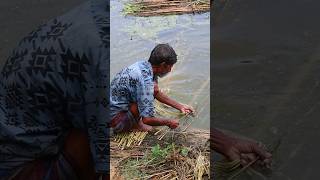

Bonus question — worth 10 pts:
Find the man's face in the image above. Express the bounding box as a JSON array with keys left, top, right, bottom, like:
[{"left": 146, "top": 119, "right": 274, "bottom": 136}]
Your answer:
[{"left": 158, "top": 62, "right": 173, "bottom": 78}]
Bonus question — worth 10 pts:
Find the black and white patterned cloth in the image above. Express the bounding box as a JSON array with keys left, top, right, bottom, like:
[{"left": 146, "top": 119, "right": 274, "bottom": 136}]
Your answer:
[{"left": 0, "top": 0, "right": 110, "bottom": 175}]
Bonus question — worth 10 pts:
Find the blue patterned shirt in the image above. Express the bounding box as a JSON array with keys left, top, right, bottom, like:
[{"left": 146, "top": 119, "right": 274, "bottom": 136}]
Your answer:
[
  {"left": 0, "top": 0, "right": 110, "bottom": 175},
  {"left": 110, "top": 61, "right": 155, "bottom": 120}
]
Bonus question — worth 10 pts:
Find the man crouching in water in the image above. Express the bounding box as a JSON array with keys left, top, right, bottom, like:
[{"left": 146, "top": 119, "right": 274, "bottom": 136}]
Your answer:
[{"left": 110, "top": 44, "right": 194, "bottom": 133}]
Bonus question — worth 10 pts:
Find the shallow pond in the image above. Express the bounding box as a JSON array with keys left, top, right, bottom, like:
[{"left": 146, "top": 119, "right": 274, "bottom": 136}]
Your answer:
[{"left": 110, "top": 0, "right": 210, "bottom": 129}]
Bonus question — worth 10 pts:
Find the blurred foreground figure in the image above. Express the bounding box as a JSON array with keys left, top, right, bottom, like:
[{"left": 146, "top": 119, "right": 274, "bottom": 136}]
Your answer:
[{"left": 0, "top": 0, "right": 110, "bottom": 179}]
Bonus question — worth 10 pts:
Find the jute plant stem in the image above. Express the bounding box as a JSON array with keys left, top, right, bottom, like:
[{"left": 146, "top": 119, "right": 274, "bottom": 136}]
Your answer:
[
  {"left": 227, "top": 157, "right": 259, "bottom": 180},
  {"left": 114, "top": 131, "right": 148, "bottom": 150},
  {"left": 214, "top": 140, "right": 280, "bottom": 178},
  {"left": 132, "top": 170, "right": 174, "bottom": 180}
]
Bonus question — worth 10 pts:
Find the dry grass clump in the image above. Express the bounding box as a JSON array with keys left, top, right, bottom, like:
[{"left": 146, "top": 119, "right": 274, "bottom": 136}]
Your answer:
[
  {"left": 115, "top": 142, "right": 210, "bottom": 180},
  {"left": 111, "top": 127, "right": 210, "bottom": 179},
  {"left": 194, "top": 152, "right": 210, "bottom": 180}
]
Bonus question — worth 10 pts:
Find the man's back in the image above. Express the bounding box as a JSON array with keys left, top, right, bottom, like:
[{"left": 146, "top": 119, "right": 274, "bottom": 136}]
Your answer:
[
  {"left": 0, "top": 0, "right": 110, "bottom": 175},
  {"left": 110, "top": 61, "right": 155, "bottom": 119}
]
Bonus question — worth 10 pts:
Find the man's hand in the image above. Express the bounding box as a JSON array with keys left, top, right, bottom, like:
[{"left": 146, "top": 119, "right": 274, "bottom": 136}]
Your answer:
[
  {"left": 224, "top": 137, "right": 272, "bottom": 168},
  {"left": 178, "top": 104, "right": 195, "bottom": 115},
  {"left": 211, "top": 128, "right": 272, "bottom": 168},
  {"left": 166, "top": 119, "right": 179, "bottom": 129}
]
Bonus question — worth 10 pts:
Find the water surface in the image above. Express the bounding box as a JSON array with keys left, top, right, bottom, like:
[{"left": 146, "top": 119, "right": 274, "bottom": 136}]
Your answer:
[
  {"left": 214, "top": 0, "right": 320, "bottom": 179},
  {"left": 111, "top": 0, "right": 210, "bottom": 129}
]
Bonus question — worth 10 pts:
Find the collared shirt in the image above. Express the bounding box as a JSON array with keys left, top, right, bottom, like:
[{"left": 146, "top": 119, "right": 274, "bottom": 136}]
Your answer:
[
  {"left": 110, "top": 61, "right": 155, "bottom": 119},
  {"left": 0, "top": 0, "right": 110, "bottom": 174}
]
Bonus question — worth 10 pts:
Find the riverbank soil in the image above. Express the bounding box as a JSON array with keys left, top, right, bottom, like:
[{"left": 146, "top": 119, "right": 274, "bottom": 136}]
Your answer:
[{"left": 111, "top": 128, "right": 210, "bottom": 179}]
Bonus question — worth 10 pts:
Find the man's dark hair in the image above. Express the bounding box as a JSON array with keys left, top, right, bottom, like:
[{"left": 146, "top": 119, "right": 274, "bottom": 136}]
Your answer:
[{"left": 148, "top": 44, "right": 177, "bottom": 65}]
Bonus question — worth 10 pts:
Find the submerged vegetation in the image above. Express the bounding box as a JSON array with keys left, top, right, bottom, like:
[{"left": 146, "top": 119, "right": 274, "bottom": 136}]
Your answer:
[
  {"left": 214, "top": 159, "right": 269, "bottom": 180},
  {"left": 123, "top": 0, "right": 210, "bottom": 16}
]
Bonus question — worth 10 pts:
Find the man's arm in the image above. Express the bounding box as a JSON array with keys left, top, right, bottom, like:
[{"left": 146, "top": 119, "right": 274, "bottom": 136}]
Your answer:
[
  {"left": 128, "top": 102, "right": 179, "bottom": 130},
  {"left": 154, "top": 83, "right": 194, "bottom": 114},
  {"left": 211, "top": 128, "right": 234, "bottom": 155},
  {"left": 142, "top": 116, "right": 179, "bottom": 129}
]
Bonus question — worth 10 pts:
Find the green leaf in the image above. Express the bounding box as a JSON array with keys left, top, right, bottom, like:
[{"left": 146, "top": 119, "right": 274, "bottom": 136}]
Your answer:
[{"left": 180, "top": 147, "right": 189, "bottom": 157}]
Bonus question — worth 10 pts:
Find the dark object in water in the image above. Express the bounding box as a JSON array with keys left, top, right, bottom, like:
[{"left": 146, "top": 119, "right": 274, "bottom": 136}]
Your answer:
[{"left": 240, "top": 60, "right": 253, "bottom": 64}]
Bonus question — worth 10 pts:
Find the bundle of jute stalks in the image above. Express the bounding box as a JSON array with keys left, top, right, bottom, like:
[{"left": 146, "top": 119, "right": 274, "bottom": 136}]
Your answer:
[
  {"left": 154, "top": 100, "right": 197, "bottom": 140},
  {"left": 123, "top": 0, "right": 210, "bottom": 16},
  {"left": 114, "top": 131, "right": 148, "bottom": 150}
]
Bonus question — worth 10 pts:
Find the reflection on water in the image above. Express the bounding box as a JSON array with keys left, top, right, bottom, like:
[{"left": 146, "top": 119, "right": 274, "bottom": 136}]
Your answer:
[{"left": 111, "top": 0, "right": 210, "bottom": 129}]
